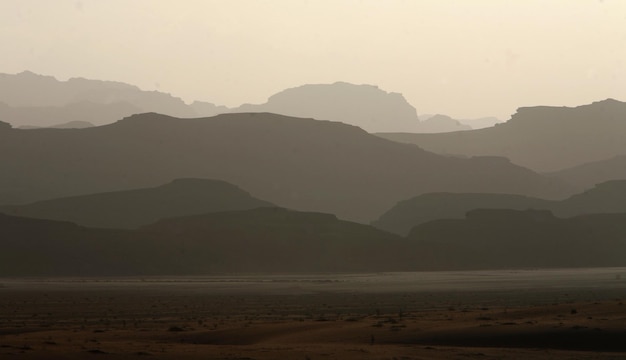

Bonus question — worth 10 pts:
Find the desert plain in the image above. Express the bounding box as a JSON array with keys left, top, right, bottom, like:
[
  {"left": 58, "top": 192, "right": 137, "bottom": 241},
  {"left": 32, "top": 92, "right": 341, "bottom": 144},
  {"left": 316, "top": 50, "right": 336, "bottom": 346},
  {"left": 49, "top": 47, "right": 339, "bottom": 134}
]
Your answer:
[{"left": 1, "top": 268, "right": 625, "bottom": 360}]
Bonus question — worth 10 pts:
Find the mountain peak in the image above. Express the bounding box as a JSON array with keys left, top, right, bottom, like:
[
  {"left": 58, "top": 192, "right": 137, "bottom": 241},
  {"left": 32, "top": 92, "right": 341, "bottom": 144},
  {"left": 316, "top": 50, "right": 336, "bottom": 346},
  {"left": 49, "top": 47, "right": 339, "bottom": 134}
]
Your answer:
[{"left": 233, "top": 82, "right": 419, "bottom": 133}]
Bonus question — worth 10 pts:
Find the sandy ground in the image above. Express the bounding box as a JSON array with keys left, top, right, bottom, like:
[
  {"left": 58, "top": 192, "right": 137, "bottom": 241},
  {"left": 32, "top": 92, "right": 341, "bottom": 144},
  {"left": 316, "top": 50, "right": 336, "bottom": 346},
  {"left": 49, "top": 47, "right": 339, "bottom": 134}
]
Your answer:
[{"left": 1, "top": 272, "right": 625, "bottom": 359}]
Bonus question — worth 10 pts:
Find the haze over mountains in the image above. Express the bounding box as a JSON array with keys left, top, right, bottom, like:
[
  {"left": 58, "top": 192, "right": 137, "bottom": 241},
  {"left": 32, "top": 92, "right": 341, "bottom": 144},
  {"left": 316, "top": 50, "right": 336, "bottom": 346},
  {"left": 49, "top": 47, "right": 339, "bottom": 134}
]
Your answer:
[
  {"left": 233, "top": 82, "right": 472, "bottom": 133},
  {"left": 548, "top": 155, "right": 626, "bottom": 190},
  {"left": 378, "top": 99, "right": 626, "bottom": 172},
  {"left": 0, "top": 112, "right": 572, "bottom": 223},
  {"left": 3, "top": 206, "right": 626, "bottom": 276},
  {"left": 0, "top": 178, "right": 273, "bottom": 229},
  {"left": 1, "top": 70, "right": 625, "bottom": 276},
  {"left": 0, "top": 72, "right": 484, "bottom": 133},
  {"left": 373, "top": 180, "right": 626, "bottom": 236}
]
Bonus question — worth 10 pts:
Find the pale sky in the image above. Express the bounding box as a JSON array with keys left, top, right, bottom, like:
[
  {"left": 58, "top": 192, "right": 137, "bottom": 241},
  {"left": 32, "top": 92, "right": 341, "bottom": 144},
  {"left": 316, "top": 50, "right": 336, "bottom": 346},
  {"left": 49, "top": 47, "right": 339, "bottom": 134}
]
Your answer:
[{"left": 1, "top": 0, "right": 624, "bottom": 119}]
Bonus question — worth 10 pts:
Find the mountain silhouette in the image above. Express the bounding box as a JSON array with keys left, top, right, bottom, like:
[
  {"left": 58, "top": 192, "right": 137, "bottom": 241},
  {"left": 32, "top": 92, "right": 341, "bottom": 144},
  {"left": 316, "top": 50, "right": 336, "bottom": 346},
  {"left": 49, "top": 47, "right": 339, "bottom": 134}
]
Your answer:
[
  {"left": 378, "top": 99, "right": 626, "bottom": 172},
  {"left": 419, "top": 114, "right": 502, "bottom": 129},
  {"left": 373, "top": 193, "right": 549, "bottom": 235},
  {"left": 0, "top": 208, "right": 406, "bottom": 275},
  {"left": 417, "top": 114, "right": 472, "bottom": 132},
  {"left": 0, "top": 71, "right": 200, "bottom": 127},
  {"left": 407, "top": 209, "right": 626, "bottom": 270},
  {"left": 2, "top": 207, "right": 626, "bottom": 276},
  {"left": 190, "top": 100, "right": 230, "bottom": 117},
  {"left": 0, "top": 100, "right": 139, "bottom": 128},
  {"left": 0, "top": 112, "right": 572, "bottom": 222},
  {"left": 140, "top": 207, "right": 408, "bottom": 274},
  {"left": 547, "top": 155, "right": 626, "bottom": 190},
  {"left": 0, "top": 178, "right": 273, "bottom": 229},
  {"left": 1, "top": 71, "right": 493, "bottom": 133},
  {"left": 0, "top": 212, "right": 136, "bottom": 276},
  {"left": 374, "top": 180, "right": 626, "bottom": 235},
  {"left": 232, "top": 82, "right": 488, "bottom": 133},
  {"left": 232, "top": 82, "right": 421, "bottom": 133}
]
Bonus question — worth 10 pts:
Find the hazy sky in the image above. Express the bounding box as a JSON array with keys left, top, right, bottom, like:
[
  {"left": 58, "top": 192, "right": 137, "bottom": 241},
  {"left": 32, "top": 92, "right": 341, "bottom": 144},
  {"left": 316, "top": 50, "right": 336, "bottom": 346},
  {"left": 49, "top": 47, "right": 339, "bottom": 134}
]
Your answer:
[{"left": 1, "top": 0, "right": 624, "bottom": 119}]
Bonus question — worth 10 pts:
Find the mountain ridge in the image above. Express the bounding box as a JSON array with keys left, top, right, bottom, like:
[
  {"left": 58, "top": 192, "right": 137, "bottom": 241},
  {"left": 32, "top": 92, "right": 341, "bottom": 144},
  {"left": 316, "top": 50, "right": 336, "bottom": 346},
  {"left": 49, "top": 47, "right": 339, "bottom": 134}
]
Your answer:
[
  {"left": 373, "top": 179, "right": 626, "bottom": 235},
  {"left": 0, "top": 112, "right": 572, "bottom": 222},
  {"left": 377, "top": 99, "right": 626, "bottom": 172},
  {"left": 0, "top": 178, "right": 274, "bottom": 229}
]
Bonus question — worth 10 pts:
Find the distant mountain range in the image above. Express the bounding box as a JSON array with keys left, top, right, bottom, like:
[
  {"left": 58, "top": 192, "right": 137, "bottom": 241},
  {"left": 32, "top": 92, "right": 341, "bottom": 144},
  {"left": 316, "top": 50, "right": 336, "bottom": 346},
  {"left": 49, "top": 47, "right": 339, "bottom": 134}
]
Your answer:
[
  {"left": 0, "top": 112, "right": 572, "bottom": 223},
  {"left": 2, "top": 207, "right": 625, "bottom": 276},
  {"left": 378, "top": 99, "right": 626, "bottom": 172},
  {"left": 373, "top": 180, "right": 626, "bottom": 235},
  {"left": 0, "top": 178, "right": 273, "bottom": 229},
  {"left": 0, "top": 72, "right": 488, "bottom": 133},
  {"left": 418, "top": 114, "right": 502, "bottom": 130},
  {"left": 18, "top": 120, "right": 95, "bottom": 129},
  {"left": 233, "top": 82, "right": 464, "bottom": 133}
]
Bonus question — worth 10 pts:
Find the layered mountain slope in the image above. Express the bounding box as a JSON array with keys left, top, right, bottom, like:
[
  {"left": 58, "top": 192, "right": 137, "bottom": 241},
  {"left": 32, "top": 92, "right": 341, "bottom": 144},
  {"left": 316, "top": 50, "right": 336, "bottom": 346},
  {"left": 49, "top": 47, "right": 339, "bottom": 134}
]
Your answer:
[
  {"left": 0, "top": 208, "right": 407, "bottom": 276},
  {"left": 548, "top": 155, "right": 626, "bottom": 190},
  {"left": 374, "top": 180, "right": 626, "bottom": 235},
  {"left": 141, "top": 207, "right": 408, "bottom": 274},
  {"left": 408, "top": 209, "right": 626, "bottom": 270},
  {"left": 373, "top": 193, "right": 549, "bottom": 235},
  {"left": 2, "top": 207, "right": 626, "bottom": 276},
  {"left": 0, "top": 178, "right": 273, "bottom": 229},
  {"left": 378, "top": 99, "right": 626, "bottom": 172},
  {"left": 0, "top": 112, "right": 571, "bottom": 222}
]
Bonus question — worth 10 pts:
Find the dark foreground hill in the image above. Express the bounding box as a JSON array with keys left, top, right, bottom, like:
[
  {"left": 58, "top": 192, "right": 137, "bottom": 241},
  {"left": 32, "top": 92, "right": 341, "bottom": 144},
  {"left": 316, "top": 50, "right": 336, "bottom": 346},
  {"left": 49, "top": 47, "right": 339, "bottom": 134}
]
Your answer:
[
  {"left": 408, "top": 209, "right": 626, "bottom": 270},
  {"left": 2, "top": 207, "right": 626, "bottom": 276},
  {"left": 0, "top": 178, "right": 273, "bottom": 229},
  {"left": 378, "top": 99, "right": 626, "bottom": 172},
  {"left": 0, "top": 208, "right": 407, "bottom": 276},
  {"left": 0, "top": 112, "right": 571, "bottom": 222},
  {"left": 373, "top": 180, "right": 626, "bottom": 235}
]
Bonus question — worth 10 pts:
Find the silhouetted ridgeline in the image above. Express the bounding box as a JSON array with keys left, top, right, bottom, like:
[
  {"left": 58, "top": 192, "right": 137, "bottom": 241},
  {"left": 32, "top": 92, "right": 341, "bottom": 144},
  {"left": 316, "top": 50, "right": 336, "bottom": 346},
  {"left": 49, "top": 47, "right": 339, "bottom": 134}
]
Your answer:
[
  {"left": 1, "top": 208, "right": 626, "bottom": 276},
  {"left": 235, "top": 82, "right": 420, "bottom": 133},
  {"left": 1, "top": 72, "right": 475, "bottom": 133},
  {"left": 407, "top": 209, "right": 626, "bottom": 270},
  {"left": 548, "top": 155, "right": 626, "bottom": 190},
  {"left": 415, "top": 114, "right": 471, "bottom": 133},
  {"left": 0, "top": 71, "right": 209, "bottom": 127},
  {"left": 373, "top": 193, "right": 549, "bottom": 236},
  {"left": 0, "top": 178, "right": 274, "bottom": 229},
  {"left": 234, "top": 82, "right": 478, "bottom": 133},
  {"left": 0, "top": 112, "right": 572, "bottom": 222},
  {"left": 0, "top": 208, "right": 408, "bottom": 275},
  {"left": 378, "top": 99, "right": 626, "bottom": 172},
  {"left": 373, "top": 180, "right": 626, "bottom": 235},
  {"left": 0, "top": 100, "right": 140, "bottom": 128}
]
